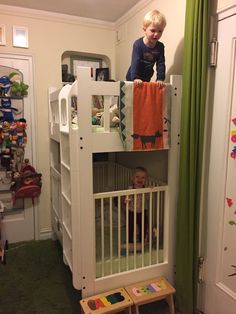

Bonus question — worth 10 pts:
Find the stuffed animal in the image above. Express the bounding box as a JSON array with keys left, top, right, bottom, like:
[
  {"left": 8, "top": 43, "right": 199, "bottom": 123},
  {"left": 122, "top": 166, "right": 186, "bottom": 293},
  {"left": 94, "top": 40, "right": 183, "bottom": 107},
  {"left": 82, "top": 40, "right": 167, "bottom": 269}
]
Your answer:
[
  {"left": 12, "top": 147, "right": 25, "bottom": 172},
  {"left": 100, "top": 104, "right": 120, "bottom": 127},
  {"left": 0, "top": 75, "right": 18, "bottom": 122},
  {"left": 11, "top": 119, "right": 27, "bottom": 147},
  {"left": 11, "top": 158, "right": 42, "bottom": 205},
  {"left": 0, "top": 76, "right": 11, "bottom": 97},
  {"left": 1, "top": 121, "right": 11, "bottom": 149},
  {"left": 0, "top": 148, "right": 12, "bottom": 171},
  {"left": 91, "top": 107, "right": 103, "bottom": 125},
  {"left": 8, "top": 72, "right": 29, "bottom": 97}
]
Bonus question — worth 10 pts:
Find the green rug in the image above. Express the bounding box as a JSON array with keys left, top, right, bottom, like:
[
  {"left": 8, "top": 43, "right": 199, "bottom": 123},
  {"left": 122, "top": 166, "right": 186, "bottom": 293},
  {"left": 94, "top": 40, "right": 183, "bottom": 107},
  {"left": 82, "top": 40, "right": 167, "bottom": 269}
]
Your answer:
[
  {"left": 0, "top": 240, "right": 81, "bottom": 314},
  {"left": 0, "top": 239, "right": 169, "bottom": 314}
]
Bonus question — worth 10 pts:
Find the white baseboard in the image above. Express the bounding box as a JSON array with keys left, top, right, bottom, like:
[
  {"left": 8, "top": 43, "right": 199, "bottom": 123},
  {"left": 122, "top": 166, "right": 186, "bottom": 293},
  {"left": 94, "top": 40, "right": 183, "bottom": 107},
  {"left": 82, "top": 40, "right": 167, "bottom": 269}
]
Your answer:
[{"left": 38, "top": 227, "right": 53, "bottom": 240}]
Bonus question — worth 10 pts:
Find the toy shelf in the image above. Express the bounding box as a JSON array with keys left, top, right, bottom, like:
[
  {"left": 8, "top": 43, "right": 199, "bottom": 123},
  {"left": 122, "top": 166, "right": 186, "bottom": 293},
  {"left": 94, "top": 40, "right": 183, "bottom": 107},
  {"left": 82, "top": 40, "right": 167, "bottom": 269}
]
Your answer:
[{"left": 0, "top": 96, "right": 23, "bottom": 100}]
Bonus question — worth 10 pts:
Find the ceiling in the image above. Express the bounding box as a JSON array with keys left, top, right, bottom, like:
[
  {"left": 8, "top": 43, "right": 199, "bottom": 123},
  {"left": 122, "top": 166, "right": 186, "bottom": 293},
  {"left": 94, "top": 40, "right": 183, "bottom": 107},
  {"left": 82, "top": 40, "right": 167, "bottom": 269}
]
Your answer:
[{"left": 0, "top": 0, "right": 142, "bottom": 22}]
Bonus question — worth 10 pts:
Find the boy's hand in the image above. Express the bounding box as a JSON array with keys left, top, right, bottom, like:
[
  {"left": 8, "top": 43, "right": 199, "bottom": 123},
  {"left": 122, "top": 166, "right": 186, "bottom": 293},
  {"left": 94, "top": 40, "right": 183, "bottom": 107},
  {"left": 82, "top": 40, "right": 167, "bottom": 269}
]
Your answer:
[
  {"left": 134, "top": 79, "right": 143, "bottom": 86},
  {"left": 156, "top": 80, "right": 165, "bottom": 87}
]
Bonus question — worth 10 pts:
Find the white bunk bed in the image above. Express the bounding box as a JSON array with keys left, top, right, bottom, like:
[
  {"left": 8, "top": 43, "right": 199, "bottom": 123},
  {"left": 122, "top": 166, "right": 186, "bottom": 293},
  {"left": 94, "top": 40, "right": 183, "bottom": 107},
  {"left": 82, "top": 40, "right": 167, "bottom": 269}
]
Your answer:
[{"left": 49, "top": 66, "right": 182, "bottom": 298}]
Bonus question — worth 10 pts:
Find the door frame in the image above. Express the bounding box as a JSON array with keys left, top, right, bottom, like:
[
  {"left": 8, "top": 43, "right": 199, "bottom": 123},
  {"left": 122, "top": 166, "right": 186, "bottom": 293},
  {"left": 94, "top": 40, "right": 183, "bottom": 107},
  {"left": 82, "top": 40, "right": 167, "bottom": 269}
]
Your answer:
[{"left": 0, "top": 52, "right": 39, "bottom": 241}]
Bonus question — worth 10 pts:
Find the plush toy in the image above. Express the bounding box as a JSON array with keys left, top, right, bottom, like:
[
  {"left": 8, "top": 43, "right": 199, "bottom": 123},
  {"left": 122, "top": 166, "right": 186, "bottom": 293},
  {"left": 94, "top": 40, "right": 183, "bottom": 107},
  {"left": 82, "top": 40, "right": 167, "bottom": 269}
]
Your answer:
[
  {"left": 1, "top": 121, "right": 11, "bottom": 149},
  {"left": 0, "top": 98, "right": 18, "bottom": 122},
  {"left": 12, "top": 119, "right": 27, "bottom": 147},
  {"left": 0, "top": 75, "right": 18, "bottom": 122},
  {"left": 0, "top": 76, "right": 11, "bottom": 97},
  {"left": 12, "top": 147, "right": 25, "bottom": 172},
  {"left": 8, "top": 72, "right": 29, "bottom": 97},
  {"left": 11, "top": 158, "right": 42, "bottom": 205},
  {"left": 0, "top": 148, "right": 12, "bottom": 171},
  {"left": 91, "top": 107, "right": 103, "bottom": 125},
  {"left": 100, "top": 104, "right": 120, "bottom": 127}
]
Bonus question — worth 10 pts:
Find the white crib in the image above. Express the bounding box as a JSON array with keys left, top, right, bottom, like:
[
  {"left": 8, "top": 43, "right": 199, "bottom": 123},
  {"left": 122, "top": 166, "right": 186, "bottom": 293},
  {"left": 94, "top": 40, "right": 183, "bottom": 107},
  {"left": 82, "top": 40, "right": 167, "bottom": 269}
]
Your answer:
[{"left": 49, "top": 66, "right": 182, "bottom": 298}]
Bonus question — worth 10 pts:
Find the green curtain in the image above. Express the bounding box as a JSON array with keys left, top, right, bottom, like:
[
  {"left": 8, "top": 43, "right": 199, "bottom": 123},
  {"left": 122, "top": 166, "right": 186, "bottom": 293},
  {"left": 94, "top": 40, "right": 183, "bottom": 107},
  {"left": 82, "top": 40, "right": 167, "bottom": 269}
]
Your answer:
[{"left": 175, "top": 0, "right": 209, "bottom": 313}]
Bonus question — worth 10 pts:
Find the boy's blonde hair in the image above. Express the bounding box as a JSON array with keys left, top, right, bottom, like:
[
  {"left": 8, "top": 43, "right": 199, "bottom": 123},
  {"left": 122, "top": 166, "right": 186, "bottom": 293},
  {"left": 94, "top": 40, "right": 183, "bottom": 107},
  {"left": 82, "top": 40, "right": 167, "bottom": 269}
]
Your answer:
[{"left": 143, "top": 10, "right": 167, "bottom": 28}]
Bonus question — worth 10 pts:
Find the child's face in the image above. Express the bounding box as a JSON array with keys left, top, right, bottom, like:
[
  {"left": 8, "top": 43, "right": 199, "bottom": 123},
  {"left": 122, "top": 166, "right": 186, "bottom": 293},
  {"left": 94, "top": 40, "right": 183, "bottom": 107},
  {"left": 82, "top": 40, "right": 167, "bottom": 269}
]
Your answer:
[
  {"left": 132, "top": 170, "right": 147, "bottom": 188},
  {"left": 143, "top": 22, "right": 165, "bottom": 46}
]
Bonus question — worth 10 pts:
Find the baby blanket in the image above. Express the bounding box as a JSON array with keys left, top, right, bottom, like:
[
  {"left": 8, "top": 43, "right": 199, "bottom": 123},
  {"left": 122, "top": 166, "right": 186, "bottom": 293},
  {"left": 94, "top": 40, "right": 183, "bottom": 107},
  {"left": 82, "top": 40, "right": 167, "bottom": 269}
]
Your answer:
[{"left": 119, "top": 81, "right": 171, "bottom": 151}]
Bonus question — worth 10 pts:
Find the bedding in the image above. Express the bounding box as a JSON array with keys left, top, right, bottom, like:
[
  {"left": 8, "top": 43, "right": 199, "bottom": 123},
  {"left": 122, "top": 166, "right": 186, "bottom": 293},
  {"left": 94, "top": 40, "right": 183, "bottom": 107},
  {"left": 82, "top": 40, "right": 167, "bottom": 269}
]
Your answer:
[{"left": 96, "top": 248, "right": 163, "bottom": 278}]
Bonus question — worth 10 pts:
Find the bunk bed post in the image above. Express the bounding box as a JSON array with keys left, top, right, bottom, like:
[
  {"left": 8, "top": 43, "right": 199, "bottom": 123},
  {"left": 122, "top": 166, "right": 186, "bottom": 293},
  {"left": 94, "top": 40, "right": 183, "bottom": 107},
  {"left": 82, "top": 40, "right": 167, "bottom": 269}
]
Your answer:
[
  {"left": 167, "top": 75, "right": 182, "bottom": 283},
  {"left": 76, "top": 67, "right": 96, "bottom": 297},
  {"left": 69, "top": 83, "right": 82, "bottom": 291}
]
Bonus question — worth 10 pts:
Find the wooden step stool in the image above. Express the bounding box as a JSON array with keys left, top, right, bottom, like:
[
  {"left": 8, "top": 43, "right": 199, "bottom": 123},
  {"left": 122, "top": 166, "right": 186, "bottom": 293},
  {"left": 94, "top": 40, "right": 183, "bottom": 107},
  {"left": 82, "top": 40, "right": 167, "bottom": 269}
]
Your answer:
[
  {"left": 80, "top": 287, "right": 133, "bottom": 314},
  {"left": 125, "top": 277, "right": 176, "bottom": 314}
]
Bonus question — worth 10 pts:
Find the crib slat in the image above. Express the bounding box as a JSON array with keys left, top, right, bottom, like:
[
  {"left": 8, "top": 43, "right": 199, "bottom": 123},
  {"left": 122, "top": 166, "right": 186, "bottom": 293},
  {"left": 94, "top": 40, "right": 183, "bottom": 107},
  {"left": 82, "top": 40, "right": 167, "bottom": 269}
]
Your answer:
[
  {"left": 149, "top": 191, "right": 153, "bottom": 266},
  {"left": 156, "top": 191, "right": 160, "bottom": 263},
  {"left": 109, "top": 197, "right": 113, "bottom": 275},
  {"left": 141, "top": 193, "right": 145, "bottom": 267},
  {"left": 163, "top": 190, "right": 169, "bottom": 263},
  {"left": 133, "top": 194, "right": 137, "bottom": 269},
  {"left": 125, "top": 200, "right": 129, "bottom": 271},
  {"left": 117, "top": 196, "right": 121, "bottom": 273},
  {"left": 101, "top": 198, "right": 105, "bottom": 277}
]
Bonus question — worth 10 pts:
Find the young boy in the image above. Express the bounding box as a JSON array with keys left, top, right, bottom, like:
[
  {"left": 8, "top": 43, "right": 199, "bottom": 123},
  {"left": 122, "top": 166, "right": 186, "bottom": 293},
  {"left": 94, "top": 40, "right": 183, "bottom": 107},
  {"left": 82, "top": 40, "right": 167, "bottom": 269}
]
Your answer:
[
  {"left": 126, "top": 10, "right": 167, "bottom": 87},
  {"left": 124, "top": 166, "right": 149, "bottom": 243}
]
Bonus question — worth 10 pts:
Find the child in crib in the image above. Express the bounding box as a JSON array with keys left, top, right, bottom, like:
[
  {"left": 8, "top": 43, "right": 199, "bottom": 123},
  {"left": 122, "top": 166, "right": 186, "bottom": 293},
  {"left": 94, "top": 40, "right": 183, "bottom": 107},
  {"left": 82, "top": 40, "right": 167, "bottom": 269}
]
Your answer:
[
  {"left": 126, "top": 9, "right": 166, "bottom": 87},
  {"left": 124, "top": 166, "right": 149, "bottom": 243}
]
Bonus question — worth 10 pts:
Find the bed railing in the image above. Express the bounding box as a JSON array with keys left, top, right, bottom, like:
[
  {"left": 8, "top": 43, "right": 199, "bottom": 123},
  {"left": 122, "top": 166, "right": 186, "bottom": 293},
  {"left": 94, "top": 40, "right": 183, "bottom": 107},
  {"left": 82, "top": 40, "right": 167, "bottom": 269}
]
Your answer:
[
  {"left": 93, "top": 162, "right": 132, "bottom": 193},
  {"left": 94, "top": 186, "right": 168, "bottom": 279}
]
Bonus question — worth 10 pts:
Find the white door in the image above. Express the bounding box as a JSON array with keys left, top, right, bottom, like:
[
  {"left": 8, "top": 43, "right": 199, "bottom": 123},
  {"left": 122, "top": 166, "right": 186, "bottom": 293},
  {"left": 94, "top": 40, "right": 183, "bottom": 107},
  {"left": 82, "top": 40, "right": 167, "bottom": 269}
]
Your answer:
[
  {"left": 0, "top": 53, "right": 36, "bottom": 243},
  {"left": 202, "top": 8, "right": 236, "bottom": 314}
]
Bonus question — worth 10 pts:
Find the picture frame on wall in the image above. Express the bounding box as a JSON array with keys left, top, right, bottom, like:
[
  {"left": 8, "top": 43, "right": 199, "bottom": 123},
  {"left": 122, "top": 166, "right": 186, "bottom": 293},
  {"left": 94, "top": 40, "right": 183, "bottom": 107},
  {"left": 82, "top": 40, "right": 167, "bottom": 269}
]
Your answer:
[
  {"left": 13, "top": 26, "right": 29, "bottom": 48},
  {"left": 0, "top": 25, "right": 6, "bottom": 46},
  {"left": 71, "top": 56, "right": 102, "bottom": 80},
  {"left": 96, "top": 68, "right": 109, "bottom": 81}
]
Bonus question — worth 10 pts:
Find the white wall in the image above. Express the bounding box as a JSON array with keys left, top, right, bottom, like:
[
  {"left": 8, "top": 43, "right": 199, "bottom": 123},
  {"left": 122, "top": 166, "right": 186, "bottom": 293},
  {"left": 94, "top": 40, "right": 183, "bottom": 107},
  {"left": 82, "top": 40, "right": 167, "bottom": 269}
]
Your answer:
[
  {"left": 0, "top": 7, "right": 116, "bottom": 238},
  {"left": 217, "top": 0, "right": 236, "bottom": 10},
  {"left": 115, "top": 0, "right": 186, "bottom": 81}
]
